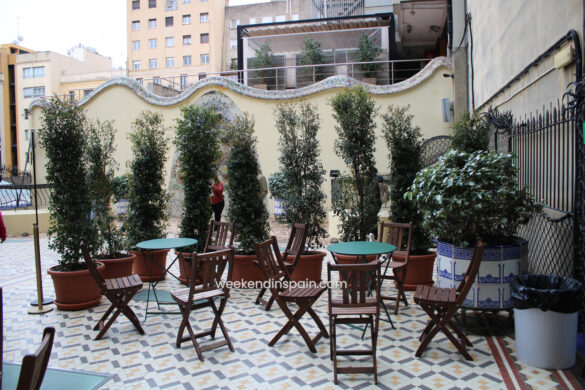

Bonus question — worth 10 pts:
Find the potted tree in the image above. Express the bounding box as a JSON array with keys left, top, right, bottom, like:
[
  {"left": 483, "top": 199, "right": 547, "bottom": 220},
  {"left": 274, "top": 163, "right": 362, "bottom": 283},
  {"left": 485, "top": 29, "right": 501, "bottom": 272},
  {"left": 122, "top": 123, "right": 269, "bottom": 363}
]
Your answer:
[
  {"left": 382, "top": 105, "right": 435, "bottom": 289},
  {"left": 225, "top": 113, "right": 270, "bottom": 282},
  {"left": 356, "top": 32, "right": 382, "bottom": 84},
  {"left": 300, "top": 38, "right": 325, "bottom": 82},
  {"left": 273, "top": 102, "right": 327, "bottom": 282},
  {"left": 86, "top": 119, "right": 135, "bottom": 279},
  {"left": 174, "top": 105, "right": 222, "bottom": 284},
  {"left": 252, "top": 41, "right": 274, "bottom": 89},
  {"left": 330, "top": 86, "right": 381, "bottom": 261},
  {"left": 126, "top": 111, "right": 170, "bottom": 282},
  {"left": 40, "top": 98, "right": 102, "bottom": 311},
  {"left": 406, "top": 112, "right": 542, "bottom": 309}
]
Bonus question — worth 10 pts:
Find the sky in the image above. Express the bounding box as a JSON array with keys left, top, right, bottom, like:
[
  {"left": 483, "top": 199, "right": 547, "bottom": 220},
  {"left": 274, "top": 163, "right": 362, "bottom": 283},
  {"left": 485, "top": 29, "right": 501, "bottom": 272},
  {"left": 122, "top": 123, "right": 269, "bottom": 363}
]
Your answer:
[{"left": 0, "top": 0, "right": 269, "bottom": 69}]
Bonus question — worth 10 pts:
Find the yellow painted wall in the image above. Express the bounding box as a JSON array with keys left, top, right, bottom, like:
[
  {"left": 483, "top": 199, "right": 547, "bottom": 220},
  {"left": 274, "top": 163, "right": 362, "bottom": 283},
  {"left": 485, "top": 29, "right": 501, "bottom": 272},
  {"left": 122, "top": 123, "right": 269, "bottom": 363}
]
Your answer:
[{"left": 29, "top": 58, "right": 453, "bottom": 234}]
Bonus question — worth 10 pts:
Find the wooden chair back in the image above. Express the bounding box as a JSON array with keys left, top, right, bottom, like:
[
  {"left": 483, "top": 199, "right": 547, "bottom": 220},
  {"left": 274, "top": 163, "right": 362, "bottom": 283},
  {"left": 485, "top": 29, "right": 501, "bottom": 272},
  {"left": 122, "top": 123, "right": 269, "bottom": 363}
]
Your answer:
[
  {"left": 80, "top": 240, "right": 107, "bottom": 294},
  {"left": 378, "top": 221, "right": 413, "bottom": 259},
  {"left": 16, "top": 326, "right": 56, "bottom": 390},
  {"left": 455, "top": 238, "right": 485, "bottom": 305},
  {"left": 204, "top": 221, "right": 235, "bottom": 252},
  {"left": 283, "top": 223, "right": 308, "bottom": 266},
  {"left": 255, "top": 237, "right": 290, "bottom": 288},
  {"left": 188, "top": 248, "right": 234, "bottom": 301},
  {"left": 328, "top": 262, "right": 381, "bottom": 308}
]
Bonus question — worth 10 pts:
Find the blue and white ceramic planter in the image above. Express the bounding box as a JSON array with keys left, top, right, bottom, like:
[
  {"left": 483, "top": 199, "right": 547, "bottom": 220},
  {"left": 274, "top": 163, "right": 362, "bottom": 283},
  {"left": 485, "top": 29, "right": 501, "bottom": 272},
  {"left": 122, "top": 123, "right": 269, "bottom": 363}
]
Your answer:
[{"left": 436, "top": 239, "right": 528, "bottom": 309}]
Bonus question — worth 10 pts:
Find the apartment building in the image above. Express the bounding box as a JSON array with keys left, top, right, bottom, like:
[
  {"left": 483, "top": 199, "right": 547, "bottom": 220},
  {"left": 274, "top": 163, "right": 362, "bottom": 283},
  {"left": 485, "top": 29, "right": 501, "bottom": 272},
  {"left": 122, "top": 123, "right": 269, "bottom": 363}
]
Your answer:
[{"left": 127, "top": 0, "right": 226, "bottom": 87}]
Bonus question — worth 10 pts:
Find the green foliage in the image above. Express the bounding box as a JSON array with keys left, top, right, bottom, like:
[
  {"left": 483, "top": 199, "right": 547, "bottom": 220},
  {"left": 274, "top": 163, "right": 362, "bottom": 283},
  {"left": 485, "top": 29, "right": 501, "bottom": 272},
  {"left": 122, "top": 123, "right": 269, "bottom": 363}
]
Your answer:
[
  {"left": 300, "top": 38, "right": 325, "bottom": 80},
  {"left": 111, "top": 174, "right": 129, "bottom": 203},
  {"left": 330, "top": 87, "right": 380, "bottom": 241},
  {"left": 174, "top": 105, "right": 221, "bottom": 252},
  {"left": 39, "top": 98, "right": 96, "bottom": 270},
  {"left": 450, "top": 111, "right": 490, "bottom": 153},
  {"left": 268, "top": 171, "right": 286, "bottom": 200},
  {"left": 126, "top": 111, "right": 169, "bottom": 247},
  {"left": 357, "top": 33, "right": 382, "bottom": 78},
  {"left": 382, "top": 105, "right": 431, "bottom": 254},
  {"left": 226, "top": 113, "right": 270, "bottom": 253},
  {"left": 252, "top": 41, "right": 274, "bottom": 85},
  {"left": 405, "top": 150, "right": 542, "bottom": 247},
  {"left": 86, "top": 119, "right": 125, "bottom": 257},
  {"left": 274, "top": 103, "right": 327, "bottom": 248}
]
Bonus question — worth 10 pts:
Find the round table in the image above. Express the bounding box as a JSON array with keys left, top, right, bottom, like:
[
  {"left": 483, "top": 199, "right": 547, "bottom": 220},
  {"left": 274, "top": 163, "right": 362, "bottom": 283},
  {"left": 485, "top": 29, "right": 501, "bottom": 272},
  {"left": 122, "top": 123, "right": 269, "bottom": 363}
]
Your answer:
[
  {"left": 136, "top": 237, "right": 197, "bottom": 251},
  {"left": 327, "top": 241, "right": 396, "bottom": 262}
]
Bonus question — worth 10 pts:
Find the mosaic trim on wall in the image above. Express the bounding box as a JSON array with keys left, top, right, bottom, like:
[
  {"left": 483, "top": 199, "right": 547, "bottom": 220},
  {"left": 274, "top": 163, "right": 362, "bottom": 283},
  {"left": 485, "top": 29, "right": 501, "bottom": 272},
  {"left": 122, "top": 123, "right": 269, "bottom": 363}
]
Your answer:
[{"left": 30, "top": 57, "right": 451, "bottom": 110}]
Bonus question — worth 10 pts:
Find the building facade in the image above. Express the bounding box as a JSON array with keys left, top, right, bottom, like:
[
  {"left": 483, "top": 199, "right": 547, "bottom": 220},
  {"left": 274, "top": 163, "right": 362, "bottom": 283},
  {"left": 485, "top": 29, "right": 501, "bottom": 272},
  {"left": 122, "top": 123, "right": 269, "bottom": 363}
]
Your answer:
[{"left": 127, "top": 0, "right": 226, "bottom": 88}]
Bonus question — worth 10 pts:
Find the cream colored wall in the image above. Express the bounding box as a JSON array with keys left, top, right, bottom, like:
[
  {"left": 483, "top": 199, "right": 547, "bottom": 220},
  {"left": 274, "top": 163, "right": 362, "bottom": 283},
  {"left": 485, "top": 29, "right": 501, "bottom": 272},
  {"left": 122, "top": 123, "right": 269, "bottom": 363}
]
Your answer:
[{"left": 29, "top": 61, "right": 452, "bottom": 234}]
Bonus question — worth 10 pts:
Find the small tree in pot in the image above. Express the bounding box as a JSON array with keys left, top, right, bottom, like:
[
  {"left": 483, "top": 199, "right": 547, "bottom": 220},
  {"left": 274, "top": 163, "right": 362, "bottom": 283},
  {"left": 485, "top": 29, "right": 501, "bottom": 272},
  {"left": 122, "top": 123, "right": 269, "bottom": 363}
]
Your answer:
[
  {"left": 357, "top": 32, "right": 382, "bottom": 81},
  {"left": 273, "top": 102, "right": 327, "bottom": 281},
  {"left": 300, "top": 38, "right": 325, "bottom": 82},
  {"left": 382, "top": 105, "right": 435, "bottom": 289},
  {"left": 330, "top": 86, "right": 381, "bottom": 245},
  {"left": 40, "top": 98, "right": 101, "bottom": 310},
  {"left": 126, "top": 111, "right": 170, "bottom": 282},
  {"left": 252, "top": 41, "right": 275, "bottom": 88},
  {"left": 226, "top": 113, "right": 270, "bottom": 281}
]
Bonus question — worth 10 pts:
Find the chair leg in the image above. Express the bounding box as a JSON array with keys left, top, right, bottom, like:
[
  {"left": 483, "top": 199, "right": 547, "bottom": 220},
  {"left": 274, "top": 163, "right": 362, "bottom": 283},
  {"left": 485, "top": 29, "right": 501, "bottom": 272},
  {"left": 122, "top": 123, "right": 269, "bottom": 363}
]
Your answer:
[
  {"left": 214, "top": 298, "right": 235, "bottom": 352},
  {"left": 270, "top": 299, "right": 318, "bottom": 353},
  {"left": 255, "top": 288, "right": 266, "bottom": 305},
  {"left": 331, "top": 316, "right": 338, "bottom": 384},
  {"left": 369, "top": 314, "right": 378, "bottom": 385}
]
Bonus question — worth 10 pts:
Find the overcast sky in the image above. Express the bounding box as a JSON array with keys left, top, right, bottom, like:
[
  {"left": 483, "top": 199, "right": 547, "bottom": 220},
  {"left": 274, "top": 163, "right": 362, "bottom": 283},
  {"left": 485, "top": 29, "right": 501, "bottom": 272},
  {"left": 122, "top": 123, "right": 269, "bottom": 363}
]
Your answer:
[{"left": 0, "top": 0, "right": 269, "bottom": 69}]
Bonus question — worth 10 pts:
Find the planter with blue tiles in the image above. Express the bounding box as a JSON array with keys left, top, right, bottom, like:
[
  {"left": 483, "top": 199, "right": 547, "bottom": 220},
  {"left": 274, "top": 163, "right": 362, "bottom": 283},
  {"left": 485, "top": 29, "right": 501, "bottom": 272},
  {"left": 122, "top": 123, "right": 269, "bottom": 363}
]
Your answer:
[{"left": 436, "top": 238, "right": 528, "bottom": 309}]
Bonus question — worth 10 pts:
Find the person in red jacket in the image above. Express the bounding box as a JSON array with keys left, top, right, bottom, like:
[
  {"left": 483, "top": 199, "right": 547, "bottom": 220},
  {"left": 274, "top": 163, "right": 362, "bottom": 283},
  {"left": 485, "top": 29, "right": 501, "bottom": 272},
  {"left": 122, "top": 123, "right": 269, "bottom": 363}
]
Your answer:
[
  {"left": 210, "top": 176, "right": 224, "bottom": 222},
  {"left": 0, "top": 211, "right": 6, "bottom": 243}
]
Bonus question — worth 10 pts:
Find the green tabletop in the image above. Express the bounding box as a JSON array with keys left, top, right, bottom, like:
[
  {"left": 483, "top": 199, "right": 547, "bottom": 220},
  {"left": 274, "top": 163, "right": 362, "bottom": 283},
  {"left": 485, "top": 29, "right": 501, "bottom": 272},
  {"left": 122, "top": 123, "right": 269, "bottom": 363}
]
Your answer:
[
  {"left": 327, "top": 241, "right": 396, "bottom": 256},
  {"left": 136, "top": 237, "right": 197, "bottom": 250}
]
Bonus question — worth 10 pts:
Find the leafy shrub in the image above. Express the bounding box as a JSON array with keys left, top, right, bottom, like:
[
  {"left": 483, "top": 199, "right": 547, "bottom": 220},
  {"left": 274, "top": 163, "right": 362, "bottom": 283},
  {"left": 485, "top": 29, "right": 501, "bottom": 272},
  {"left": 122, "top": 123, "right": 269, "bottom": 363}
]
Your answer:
[
  {"left": 450, "top": 111, "right": 490, "bottom": 153},
  {"left": 357, "top": 32, "right": 382, "bottom": 78}
]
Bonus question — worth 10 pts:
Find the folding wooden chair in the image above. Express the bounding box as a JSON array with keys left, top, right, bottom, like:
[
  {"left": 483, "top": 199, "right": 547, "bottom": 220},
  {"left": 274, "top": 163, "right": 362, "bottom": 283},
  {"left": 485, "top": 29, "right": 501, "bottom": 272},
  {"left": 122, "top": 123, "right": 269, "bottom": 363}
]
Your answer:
[
  {"left": 378, "top": 221, "right": 413, "bottom": 317},
  {"left": 328, "top": 261, "right": 381, "bottom": 384},
  {"left": 81, "top": 241, "right": 145, "bottom": 340},
  {"left": 254, "top": 237, "right": 328, "bottom": 353},
  {"left": 203, "top": 221, "right": 236, "bottom": 252},
  {"left": 16, "top": 326, "right": 55, "bottom": 390},
  {"left": 413, "top": 238, "right": 485, "bottom": 360},
  {"left": 255, "top": 223, "right": 307, "bottom": 310},
  {"left": 172, "top": 248, "right": 235, "bottom": 361}
]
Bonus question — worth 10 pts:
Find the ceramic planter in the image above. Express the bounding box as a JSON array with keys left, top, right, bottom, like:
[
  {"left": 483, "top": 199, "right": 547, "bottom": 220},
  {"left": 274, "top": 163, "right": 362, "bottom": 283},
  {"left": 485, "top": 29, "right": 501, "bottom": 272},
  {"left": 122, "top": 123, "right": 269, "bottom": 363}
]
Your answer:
[
  {"left": 436, "top": 238, "right": 528, "bottom": 309},
  {"left": 231, "top": 253, "right": 264, "bottom": 283},
  {"left": 48, "top": 263, "right": 104, "bottom": 311},
  {"left": 392, "top": 251, "right": 436, "bottom": 291},
  {"left": 95, "top": 253, "right": 136, "bottom": 279},
  {"left": 130, "top": 249, "right": 170, "bottom": 282},
  {"left": 289, "top": 252, "right": 326, "bottom": 283}
]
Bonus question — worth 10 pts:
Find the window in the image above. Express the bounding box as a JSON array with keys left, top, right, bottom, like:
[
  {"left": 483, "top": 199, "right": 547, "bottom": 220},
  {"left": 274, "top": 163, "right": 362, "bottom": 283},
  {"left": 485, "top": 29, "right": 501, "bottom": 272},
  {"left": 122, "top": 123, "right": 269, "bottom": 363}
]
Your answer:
[
  {"left": 183, "top": 55, "right": 192, "bottom": 65},
  {"left": 83, "top": 89, "right": 93, "bottom": 97},
  {"left": 68, "top": 90, "right": 75, "bottom": 102},
  {"left": 200, "top": 0, "right": 207, "bottom": 2},
  {"left": 200, "top": 33, "right": 209, "bottom": 44},
  {"left": 132, "top": 20, "right": 140, "bottom": 31},
  {"left": 166, "top": 37, "right": 174, "bottom": 47},
  {"left": 149, "top": 0, "right": 156, "bottom": 8},
  {"left": 153, "top": 76, "right": 161, "bottom": 85},
  {"left": 182, "top": 14, "right": 191, "bottom": 24},
  {"left": 166, "top": 16, "right": 173, "bottom": 27},
  {"left": 149, "top": 18, "right": 157, "bottom": 29},
  {"left": 261, "top": 16, "right": 272, "bottom": 23},
  {"left": 132, "top": 0, "right": 140, "bottom": 9},
  {"left": 23, "top": 86, "right": 45, "bottom": 98},
  {"left": 180, "top": 74, "right": 188, "bottom": 88},
  {"left": 166, "top": 57, "right": 174, "bottom": 67},
  {"left": 249, "top": 17, "right": 256, "bottom": 24},
  {"left": 183, "top": 0, "right": 191, "bottom": 3},
  {"left": 229, "top": 40, "right": 237, "bottom": 49},
  {"left": 291, "top": 14, "right": 299, "bottom": 21},
  {"left": 200, "top": 13, "right": 209, "bottom": 23},
  {"left": 137, "top": 78, "right": 143, "bottom": 85},
  {"left": 165, "top": 0, "right": 177, "bottom": 10},
  {"left": 229, "top": 19, "right": 239, "bottom": 29},
  {"left": 200, "top": 54, "right": 209, "bottom": 64},
  {"left": 133, "top": 60, "right": 141, "bottom": 70},
  {"left": 23, "top": 66, "right": 45, "bottom": 78},
  {"left": 149, "top": 59, "right": 157, "bottom": 69},
  {"left": 183, "top": 35, "right": 192, "bottom": 45},
  {"left": 275, "top": 15, "right": 286, "bottom": 22},
  {"left": 132, "top": 40, "right": 141, "bottom": 50},
  {"left": 148, "top": 38, "right": 157, "bottom": 48}
]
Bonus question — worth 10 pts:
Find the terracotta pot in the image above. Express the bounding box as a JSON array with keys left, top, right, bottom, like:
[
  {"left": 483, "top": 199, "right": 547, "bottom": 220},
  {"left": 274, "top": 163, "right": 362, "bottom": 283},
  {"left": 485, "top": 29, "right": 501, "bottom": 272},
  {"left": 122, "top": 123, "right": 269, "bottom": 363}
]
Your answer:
[
  {"left": 393, "top": 251, "right": 436, "bottom": 291},
  {"left": 289, "top": 252, "right": 326, "bottom": 283},
  {"left": 95, "top": 253, "right": 136, "bottom": 279},
  {"left": 176, "top": 251, "right": 206, "bottom": 286},
  {"left": 48, "top": 263, "right": 104, "bottom": 311},
  {"left": 130, "top": 249, "right": 170, "bottom": 282},
  {"left": 334, "top": 253, "right": 378, "bottom": 264},
  {"left": 231, "top": 253, "right": 264, "bottom": 283}
]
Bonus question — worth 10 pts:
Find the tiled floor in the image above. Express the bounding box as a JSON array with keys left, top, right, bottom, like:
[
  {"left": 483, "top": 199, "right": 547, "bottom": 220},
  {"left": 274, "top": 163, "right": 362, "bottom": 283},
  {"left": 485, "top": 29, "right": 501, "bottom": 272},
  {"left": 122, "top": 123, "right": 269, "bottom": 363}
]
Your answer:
[{"left": 1, "top": 221, "right": 583, "bottom": 389}]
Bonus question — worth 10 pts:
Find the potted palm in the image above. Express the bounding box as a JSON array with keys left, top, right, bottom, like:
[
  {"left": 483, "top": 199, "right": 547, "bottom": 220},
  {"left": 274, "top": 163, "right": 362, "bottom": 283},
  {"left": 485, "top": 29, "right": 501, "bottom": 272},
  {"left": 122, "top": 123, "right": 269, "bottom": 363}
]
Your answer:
[
  {"left": 356, "top": 32, "right": 381, "bottom": 84},
  {"left": 126, "top": 111, "right": 170, "bottom": 282},
  {"left": 174, "top": 105, "right": 222, "bottom": 284},
  {"left": 225, "top": 113, "right": 270, "bottom": 282},
  {"left": 40, "top": 98, "right": 102, "bottom": 310},
  {"left": 330, "top": 86, "right": 381, "bottom": 261},
  {"left": 406, "top": 112, "right": 542, "bottom": 309},
  {"left": 273, "top": 102, "right": 327, "bottom": 281},
  {"left": 382, "top": 105, "right": 435, "bottom": 289},
  {"left": 86, "top": 119, "right": 135, "bottom": 279}
]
